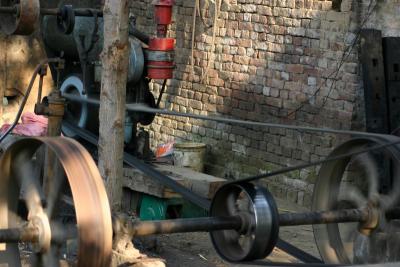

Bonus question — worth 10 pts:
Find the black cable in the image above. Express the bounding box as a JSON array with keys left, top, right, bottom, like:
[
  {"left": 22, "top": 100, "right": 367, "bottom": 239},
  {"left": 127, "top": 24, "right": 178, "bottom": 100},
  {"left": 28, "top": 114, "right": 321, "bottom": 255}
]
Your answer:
[
  {"left": 63, "top": 93, "right": 400, "bottom": 186},
  {"left": 0, "top": 58, "right": 61, "bottom": 143},
  {"left": 62, "top": 93, "right": 391, "bottom": 138},
  {"left": 286, "top": 2, "right": 377, "bottom": 119},
  {"left": 63, "top": 120, "right": 326, "bottom": 264},
  {"left": 156, "top": 79, "right": 167, "bottom": 108},
  {"left": 62, "top": 97, "right": 400, "bottom": 266},
  {"left": 234, "top": 137, "right": 400, "bottom": 184}
]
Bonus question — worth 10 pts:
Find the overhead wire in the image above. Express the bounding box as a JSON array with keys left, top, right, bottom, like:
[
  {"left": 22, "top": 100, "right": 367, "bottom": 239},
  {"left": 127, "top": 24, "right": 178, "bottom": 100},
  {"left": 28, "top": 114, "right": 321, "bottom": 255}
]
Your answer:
[
  {"left": 234, "top": 137, "right": 400, "bottom": 184},
  {"left": 286, "top": 1, "right": 377, "bottom": 119}
]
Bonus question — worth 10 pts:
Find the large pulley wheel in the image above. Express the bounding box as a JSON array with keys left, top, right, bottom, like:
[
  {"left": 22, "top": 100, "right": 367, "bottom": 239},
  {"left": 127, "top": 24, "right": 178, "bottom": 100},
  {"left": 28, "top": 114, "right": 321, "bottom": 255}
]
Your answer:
[
  {"left": 60, "top": 75, "right": 89, "bottom": 137},
  {"left": 312, "top": 136, "right": 400, "bottom": 264},
  {"left": 210, "top": 182, "right": 279, "bottom": 262},
  {"left": 0, "top": 137, "right": 112, "bottom": 266},
  {"left": 0, "top": 0, "right": 40, "bottom": 35}
]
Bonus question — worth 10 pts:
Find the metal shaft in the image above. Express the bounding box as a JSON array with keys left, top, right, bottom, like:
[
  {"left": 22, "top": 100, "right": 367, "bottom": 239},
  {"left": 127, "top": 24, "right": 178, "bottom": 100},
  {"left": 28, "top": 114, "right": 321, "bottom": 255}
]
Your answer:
[
  {"left": 132, "top": 216, "right": 243, "bottom": 236},
  {"left": 0, "top": 6, "right": 103, "bottom": 17},
  {"left": 0, "top": 208, "right": 392, "bottom": 242},
  {"left": 131, "top": 208, "right": 369, "bottom": 237},
  {"left": 278, "top": 208, "right": 369, "bottom": 226},
  {"left": 0, "top": 227, "right": 39, "bottom": 243}
]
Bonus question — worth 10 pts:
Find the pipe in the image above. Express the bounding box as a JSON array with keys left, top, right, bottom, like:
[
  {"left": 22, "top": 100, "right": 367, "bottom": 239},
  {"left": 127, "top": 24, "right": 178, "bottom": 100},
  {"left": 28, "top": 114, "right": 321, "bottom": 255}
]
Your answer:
[{"left": 129, "top": 27, "right": 150, "bottom": 45}]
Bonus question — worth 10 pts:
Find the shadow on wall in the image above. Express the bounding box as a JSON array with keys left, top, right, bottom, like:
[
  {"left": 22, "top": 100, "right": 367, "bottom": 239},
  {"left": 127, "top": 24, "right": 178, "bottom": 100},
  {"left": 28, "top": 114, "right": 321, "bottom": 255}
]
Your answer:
[{"left": 134, "top": 0, "right": 378, "bottom": 206}]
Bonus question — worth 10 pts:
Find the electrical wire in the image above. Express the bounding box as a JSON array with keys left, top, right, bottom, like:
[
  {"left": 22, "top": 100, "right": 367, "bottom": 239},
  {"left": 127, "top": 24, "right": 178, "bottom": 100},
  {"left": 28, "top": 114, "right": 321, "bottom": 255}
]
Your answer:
[
  {"left": 234, "top": 137, "right": 400, "bottom": 184},
  {"left": 286, "top": 1, "right": 378, "bottom": 119},
  {"left": 0, "top": 58, "right": 61, "bottom": 143},
  {"left": 156, "top": 79, "right": 167, "bottom": 108}
]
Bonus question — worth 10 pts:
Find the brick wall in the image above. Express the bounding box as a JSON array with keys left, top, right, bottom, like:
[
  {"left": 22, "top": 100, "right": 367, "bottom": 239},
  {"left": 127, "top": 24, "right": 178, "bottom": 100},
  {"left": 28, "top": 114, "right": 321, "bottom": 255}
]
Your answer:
[{"left": 132, "top": 0, "right": 400, "bottom": 207}]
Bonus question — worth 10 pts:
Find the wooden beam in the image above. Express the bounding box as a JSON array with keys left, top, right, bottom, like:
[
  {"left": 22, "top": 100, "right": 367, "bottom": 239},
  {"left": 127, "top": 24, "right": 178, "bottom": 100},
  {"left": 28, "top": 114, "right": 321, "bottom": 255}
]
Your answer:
[{"left": 98, "top": 0, "right": 130, "bottom": 211}]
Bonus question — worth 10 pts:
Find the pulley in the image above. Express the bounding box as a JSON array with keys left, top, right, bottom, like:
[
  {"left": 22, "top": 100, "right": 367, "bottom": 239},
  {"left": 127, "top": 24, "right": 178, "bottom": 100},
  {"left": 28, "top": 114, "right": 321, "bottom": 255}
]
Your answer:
[
  {"left": 209, "top": 183, "right": 279, "bottom": 262},
  {"left": 56, "top": 5, "right": 75, "bottom": 34},
  {"left": 313, "top": 136, "right": 400, "bottom": 264},
  {"left": 22, "top": 122, "right": 400, "bottom": 266},
  {"left": 60, "top": 75, "right": 89, "bottom": 138},
  {"left": 0, "top": 0, "right": 40, "bottom": 35},
  {"left": 0, "top": 137, "right": 112, "bottom": 266},
  {"left": 0, "top": 2, "right": 103, "bottom": 36},
  {"left": 146, "top": 38, "right": 175, "bottom": 79}
]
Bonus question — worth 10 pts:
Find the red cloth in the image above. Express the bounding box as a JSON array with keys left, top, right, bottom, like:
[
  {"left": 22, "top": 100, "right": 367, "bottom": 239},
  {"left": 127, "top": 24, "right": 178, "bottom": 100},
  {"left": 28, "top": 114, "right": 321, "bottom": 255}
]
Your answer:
[{"left": 0, "top": 112, "right": 48, "bottom": 137}]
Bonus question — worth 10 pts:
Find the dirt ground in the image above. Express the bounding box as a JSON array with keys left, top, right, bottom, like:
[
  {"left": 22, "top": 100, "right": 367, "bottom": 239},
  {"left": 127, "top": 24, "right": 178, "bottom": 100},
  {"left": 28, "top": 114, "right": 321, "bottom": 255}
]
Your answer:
[{"left": 138, "top": 198, "right": 321, "bottom": 267}]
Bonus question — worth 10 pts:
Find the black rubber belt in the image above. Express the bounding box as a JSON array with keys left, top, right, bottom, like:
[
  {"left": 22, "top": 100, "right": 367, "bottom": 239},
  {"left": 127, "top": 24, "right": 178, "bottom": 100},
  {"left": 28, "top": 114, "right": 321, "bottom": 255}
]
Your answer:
[
  {"left": 63, "top": 122, "right": 211, "bottom": 210},
  {"left": 63, "top": 122, "right": 325, "bottom": 264}
]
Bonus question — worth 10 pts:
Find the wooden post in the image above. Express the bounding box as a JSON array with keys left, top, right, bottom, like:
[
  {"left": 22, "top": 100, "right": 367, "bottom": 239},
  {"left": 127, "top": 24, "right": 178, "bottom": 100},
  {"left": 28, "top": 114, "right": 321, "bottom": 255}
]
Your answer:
[{"left": 99, "top": 0, "right": 130, "bottom": 211}]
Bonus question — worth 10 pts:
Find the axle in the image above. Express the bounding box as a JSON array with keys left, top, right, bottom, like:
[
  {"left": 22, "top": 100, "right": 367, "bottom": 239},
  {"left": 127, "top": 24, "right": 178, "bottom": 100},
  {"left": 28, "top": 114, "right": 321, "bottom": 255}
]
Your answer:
[
  {"left": 2, "top": 208, "right": 396, "bottom": 243},
  {"left": 0, "top": 6, "right": 103, "bottom": 17},
  {"left": 0, "top": 227, "right": 39, "bottom": 243},
  {"left": 132, "top": 216, "right": 243, "bottom": 236},
  {"left": 132, "top": 208, "right": 369, "bottom": 236}
]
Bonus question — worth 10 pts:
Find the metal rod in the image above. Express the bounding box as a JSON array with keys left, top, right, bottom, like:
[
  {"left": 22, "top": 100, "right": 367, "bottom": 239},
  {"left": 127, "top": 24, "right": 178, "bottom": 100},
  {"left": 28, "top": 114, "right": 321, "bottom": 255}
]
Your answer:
[
  {"left": 40, "top": 8, "right": 103, "bottom": 17},
  {"left": 0, "top": 227, "right": 39, "bottom": 243},
  {"left": 0, "top": 6, "right": 103, "bottom": 17},
  {"left": 0, "top": 6, "right": 16, "bottom": 13},
  {"left": 130, "top": 209, "right": 370, "bottom": 237},
  {"left": 129, "top": 27, "right": 150, "bottom": 45},
  {"left": 132, "top": 216, "right": 243, "bottom": 236},
  {"left": 278, "top": 208, "right": 369, "bottom": 226}
]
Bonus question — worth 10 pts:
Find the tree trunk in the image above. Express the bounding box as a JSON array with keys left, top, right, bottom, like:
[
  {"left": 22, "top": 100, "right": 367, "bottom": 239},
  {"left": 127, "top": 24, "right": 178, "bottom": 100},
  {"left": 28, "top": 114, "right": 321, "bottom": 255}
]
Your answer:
[{"left": 99, "top": 0, "right": 130, "bottom": 211}]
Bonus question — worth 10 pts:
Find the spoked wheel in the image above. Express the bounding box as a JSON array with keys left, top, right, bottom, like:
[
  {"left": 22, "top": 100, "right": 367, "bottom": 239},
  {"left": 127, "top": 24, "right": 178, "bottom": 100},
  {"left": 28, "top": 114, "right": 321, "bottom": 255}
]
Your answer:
[
  {"left": 210, "top": 183, "right": 279, "bottom": 262},
  {"left": 0, "top": 137, "right": 112, "bottom": 266},
  {"left": 312, "top": 136, "right": 400, "bottom": 264}
]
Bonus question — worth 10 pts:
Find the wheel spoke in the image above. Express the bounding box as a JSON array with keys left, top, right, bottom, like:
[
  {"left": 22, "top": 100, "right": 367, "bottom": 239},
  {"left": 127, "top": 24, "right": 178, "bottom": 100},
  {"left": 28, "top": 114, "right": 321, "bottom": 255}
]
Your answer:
[
  {"left": 240, "top": 235, "right": 254, "bottom": 255},
  {"left": 51, "top": 221, "right": 78, "bottom": 244},
  {"left": 226, "top": 191, "right": 239, "bottom": 216},
  {"left": 41, "top": 245, "right": 61, "bottom": 267},
  {"left": 379, "top": 193, "right": 399, "bottom": 210},
  {"left": 354, "top": 153, "right": 379, "bottom": 198},
  {"left": 45, "top": 162, "right": 66, "bottom": 219},
  {"left": 0, "top": 243, "right": 22, "bottom": 267},
  {"left": 338, "top": 185, "right": 367, "bottom": 208},
  {"left": 8, "top": 210, "right": 26, "bottom": 226},
  {"left": 380, "top": 165, "right": 400, "bottom": 210},
  {"left": 13, "top": 155, "right": 44, "bottom": 216}
]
